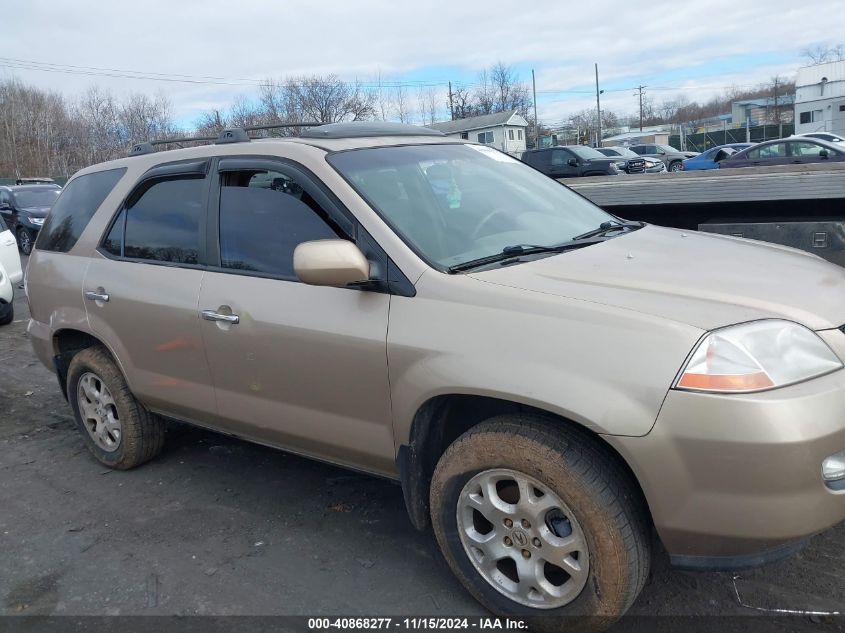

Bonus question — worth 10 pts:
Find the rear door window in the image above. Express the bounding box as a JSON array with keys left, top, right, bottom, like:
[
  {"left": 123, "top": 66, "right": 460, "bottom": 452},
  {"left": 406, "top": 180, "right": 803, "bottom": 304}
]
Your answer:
[
  {"left": 35, "top": 168, "right": 126, "bottom": 253},
  {"left": 121, "top": 178, "right": 205, "bottom": 264}
]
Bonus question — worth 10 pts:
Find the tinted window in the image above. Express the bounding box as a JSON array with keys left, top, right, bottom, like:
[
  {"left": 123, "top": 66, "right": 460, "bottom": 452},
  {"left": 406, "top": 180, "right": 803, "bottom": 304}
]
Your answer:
[
  {"left": 102, "top": 209, "right": 125, "bottom": 256},
  {"left": 551, "top": 150, "right": 569, "bottom": 166},
  {"left": 218, "top": 169, "right": 343, "bottom": 277},
  {"left": 123, "top": 178, "right": 204, "bottom": 264},
  {"left": 35, "top": 168, "right": 126, "bottom": 253},
  {"left": 0, "top": 215, "right": 7, "bottom": 231},
  {"left": 799, "top": 111, "right": 811, "bottom": 124},
  {"left": 630, "top": 146, "right": 646, "bottom": 155}
]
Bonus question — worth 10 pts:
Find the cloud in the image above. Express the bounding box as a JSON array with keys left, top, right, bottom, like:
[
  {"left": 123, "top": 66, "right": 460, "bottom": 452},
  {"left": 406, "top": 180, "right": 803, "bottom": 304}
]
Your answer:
[{"left": 1, "top": 0, "right": 841, "bottom": 125}]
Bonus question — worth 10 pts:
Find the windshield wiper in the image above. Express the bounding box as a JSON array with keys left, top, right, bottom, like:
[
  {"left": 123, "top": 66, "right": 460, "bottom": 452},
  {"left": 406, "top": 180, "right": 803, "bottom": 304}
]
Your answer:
[
  {"left": 573, "top": 220, "right": 643, "bottom": 241},
  {"left": 448, "top": 239, "right": 606, "bottom": 273}
]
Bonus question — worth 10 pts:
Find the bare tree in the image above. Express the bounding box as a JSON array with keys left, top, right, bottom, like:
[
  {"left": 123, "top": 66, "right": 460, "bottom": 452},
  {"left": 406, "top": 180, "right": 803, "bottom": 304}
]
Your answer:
[
  {"left": 286, "top": 74, "right": 375, "bottom": 124},
  {"left": 802, "top": 44, "right": 845, "bottom": 65},
  {"left": 416, "top": 87, "right": 439, "bottom": 125},
  {"left": 393, "top": 86, "right": 412, "bottom": 123}
]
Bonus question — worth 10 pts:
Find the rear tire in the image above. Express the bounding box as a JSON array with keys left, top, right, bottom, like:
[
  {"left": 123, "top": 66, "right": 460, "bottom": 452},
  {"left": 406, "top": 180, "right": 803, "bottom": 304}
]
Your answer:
[
  {"left": 430, "top": 415, "right": 650, "bottom": 632},
  {"left": 67, "top": 346, "right": 165, "bottom": 470},
  {"left": 0, "top": 302, "right": 12, "bottom": 325}
]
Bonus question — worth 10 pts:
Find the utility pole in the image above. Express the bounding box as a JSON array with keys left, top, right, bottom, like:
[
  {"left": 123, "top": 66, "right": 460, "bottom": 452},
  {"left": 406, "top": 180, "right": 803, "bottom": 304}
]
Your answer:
[
  {"left": 634, "top": 85, "right": 646, "bottom": 131},
  {"left": 532, "top": 69, "right": 539, "bottom": 149},
  {"left": 594, "top": 63, "right": 602, "bottom": 147},
  {"left": 448, "top": 81, "right": 455, "bottom": 120}
]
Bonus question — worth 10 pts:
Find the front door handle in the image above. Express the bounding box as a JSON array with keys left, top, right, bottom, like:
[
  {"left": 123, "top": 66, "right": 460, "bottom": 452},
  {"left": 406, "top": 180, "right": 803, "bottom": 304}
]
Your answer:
[
  {"left": 84, "top": 291, "right": 110, "bottom": 302},
  {"left": 201, "top": 310, "right": 239, "bottom": 324}
]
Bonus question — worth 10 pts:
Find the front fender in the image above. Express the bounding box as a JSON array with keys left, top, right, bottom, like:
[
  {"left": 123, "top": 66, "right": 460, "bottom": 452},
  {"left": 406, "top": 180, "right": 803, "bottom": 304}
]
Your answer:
[{"left": 388, "top": 272, "right": 703, "bottom": 447}]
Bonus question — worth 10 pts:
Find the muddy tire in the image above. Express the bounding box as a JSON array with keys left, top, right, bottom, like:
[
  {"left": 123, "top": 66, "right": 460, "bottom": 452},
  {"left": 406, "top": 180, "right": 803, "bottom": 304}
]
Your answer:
[
  {"left": 430, "top": 415, "right": 650, "bottom": 632},
  {"left": 67, "top": 346, "right": 165, "bottom": 470}
]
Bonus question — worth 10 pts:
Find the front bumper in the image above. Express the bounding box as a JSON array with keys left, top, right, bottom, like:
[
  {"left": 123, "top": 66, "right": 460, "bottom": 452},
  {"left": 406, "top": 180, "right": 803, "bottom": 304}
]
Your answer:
[{"left": 607, "top": 364, "right": 845, "bottom": 566}]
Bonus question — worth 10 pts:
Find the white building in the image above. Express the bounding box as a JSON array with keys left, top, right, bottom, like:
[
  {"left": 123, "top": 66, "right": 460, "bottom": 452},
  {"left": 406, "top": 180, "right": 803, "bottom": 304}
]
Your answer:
[
  {"left": 427, "top": 109, "right": 528, "bottom": 155},
  {"left": 794, "top": 60, "right": 845, "bottom": 136}
]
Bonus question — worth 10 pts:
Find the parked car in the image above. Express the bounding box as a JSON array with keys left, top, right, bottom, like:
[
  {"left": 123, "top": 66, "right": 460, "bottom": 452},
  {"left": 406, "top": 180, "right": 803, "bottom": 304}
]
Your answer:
[
  {"left": 793, "top": 132, "right": 845, "bottom": 145},
  {"left": 681, "top": 143, "right": 754, "bottom": 171},
  {"left": 0, "top": 214, "right": 23, "bottom": 325},
  {"left": 15, "top": 177, "right": 57, "bottom": 185},
  {"left": 721, "top": 137, "right": 845, "bottom": 168},
  {"left": 26, "top": 122, "right": 845, "bottom": 630},
  {"left": 596, "top": 146, "right": 666, "bottom": 173},
  {"left": 0, "top": 184, "right": 62, "bottom": 254},
  {"left": 629, "top": 143, "right": 698, "bottom": 172},
  {"left": 521, "top": 145, "right": 619, "bottom": 178}
]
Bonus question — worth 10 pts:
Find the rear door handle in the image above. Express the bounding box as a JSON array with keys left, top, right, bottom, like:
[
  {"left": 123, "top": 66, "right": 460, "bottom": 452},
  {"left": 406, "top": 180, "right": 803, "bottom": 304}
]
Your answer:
[
  {"left": 201, "top": 310, "right": 239, "bottom": 324},
  {"left": 84, "top": 291, "right": 109, "bottom": 302}
]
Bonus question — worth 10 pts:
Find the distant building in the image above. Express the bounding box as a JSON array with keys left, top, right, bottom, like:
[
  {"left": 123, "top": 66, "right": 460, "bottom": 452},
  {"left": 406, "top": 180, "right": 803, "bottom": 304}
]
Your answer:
[
  {"left": 427, "top": 109, "right": 528, "bottom": 155},
  {"left": 731, "top": 95, "right": 795, "bottom": 127},
  {"left": 794, "top": 60, "right": 845, "bottom": 136},
  {"left": 600, "top": 129, "right": 670, "bottom": 147}
]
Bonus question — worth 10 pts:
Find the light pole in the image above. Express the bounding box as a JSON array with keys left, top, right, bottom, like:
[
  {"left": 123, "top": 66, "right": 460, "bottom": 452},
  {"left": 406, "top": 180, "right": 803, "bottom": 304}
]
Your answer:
[{"left": 594, "top": 63, "right": 602, "bottom": 147}]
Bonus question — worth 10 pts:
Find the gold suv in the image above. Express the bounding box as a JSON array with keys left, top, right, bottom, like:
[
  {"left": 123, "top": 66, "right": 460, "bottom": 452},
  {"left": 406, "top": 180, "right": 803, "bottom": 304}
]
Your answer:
[{"left": 26, "top": 122, "right": 845, "bottom": 630}]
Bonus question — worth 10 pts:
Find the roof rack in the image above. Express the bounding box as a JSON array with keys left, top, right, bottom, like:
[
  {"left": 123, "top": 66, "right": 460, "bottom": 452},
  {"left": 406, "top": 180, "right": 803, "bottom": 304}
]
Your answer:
[
  {"left": 128, "top": 122, "right": 322, "bottom": 157},
  {"left": 127, "top": 121, "right": 443, "bottom": 157}
]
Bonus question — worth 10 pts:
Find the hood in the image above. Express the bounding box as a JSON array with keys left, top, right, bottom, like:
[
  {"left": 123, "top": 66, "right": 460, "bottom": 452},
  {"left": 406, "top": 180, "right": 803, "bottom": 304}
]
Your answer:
[
  {"left": 21, "top": 206, "right": 51, "bottom": 218},
  {"left": 469, "top": 225, "right": 845, "bottom": 331}
]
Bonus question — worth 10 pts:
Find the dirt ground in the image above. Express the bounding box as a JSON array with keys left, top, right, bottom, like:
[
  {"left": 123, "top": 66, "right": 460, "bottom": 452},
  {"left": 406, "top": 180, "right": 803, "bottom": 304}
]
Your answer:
[{"left": 1, "top": 255, "right": 843, "bottom": 631}]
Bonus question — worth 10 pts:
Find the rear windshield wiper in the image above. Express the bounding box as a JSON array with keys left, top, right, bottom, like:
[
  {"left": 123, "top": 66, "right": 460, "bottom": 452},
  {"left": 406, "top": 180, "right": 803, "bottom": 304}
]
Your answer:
[
  {"left": 573, "top": 220, "right": 643, "bottom": 241},
  {"left": 448, "top": 239, "right": 606, "bottom": 273}
]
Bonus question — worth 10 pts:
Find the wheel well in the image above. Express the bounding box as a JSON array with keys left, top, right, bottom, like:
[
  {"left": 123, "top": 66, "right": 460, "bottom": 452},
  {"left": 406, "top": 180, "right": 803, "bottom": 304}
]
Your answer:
[
  {"left": 53, "top": 329, "right": 105, "bottom": 398},
  {"left": 397, "top": 394, "right": 652, "bottom": 532}
]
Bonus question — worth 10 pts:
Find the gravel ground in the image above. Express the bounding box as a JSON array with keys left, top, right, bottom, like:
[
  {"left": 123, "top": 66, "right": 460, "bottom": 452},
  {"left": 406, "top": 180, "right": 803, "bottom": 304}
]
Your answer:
[{"left": 1, "top": 255, "right": 843, "bottom": 631}]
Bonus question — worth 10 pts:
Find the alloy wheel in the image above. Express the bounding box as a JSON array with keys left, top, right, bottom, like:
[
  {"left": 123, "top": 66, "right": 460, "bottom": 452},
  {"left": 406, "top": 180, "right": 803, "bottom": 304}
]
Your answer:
[
  {"left": 77, "top": 372, "right": 122, "bottom": 452},
  {"left": 456, "top": 468, "right": 589, "bottom": 609}
]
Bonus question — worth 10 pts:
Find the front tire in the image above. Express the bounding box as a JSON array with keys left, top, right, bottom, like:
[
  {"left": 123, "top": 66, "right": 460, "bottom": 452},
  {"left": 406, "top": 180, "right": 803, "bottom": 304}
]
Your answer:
[
  {"left": 430, "top": 415, "right": 650, "bottom": 632},
  {"left": 17, "top": 227, "right": 34, "bottom": 255},
  {"left": 67, "top": 346, "right": 165, "bottom": 469},
  {"left": 668, "top": 161, "right": 683, "bottom": 173}
]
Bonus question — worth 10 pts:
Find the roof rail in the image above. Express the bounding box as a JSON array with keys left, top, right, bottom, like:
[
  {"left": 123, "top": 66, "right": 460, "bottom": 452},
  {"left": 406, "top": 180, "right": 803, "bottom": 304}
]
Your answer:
[{"left": 127, "top": 122, "right": 323, "bottom": 156}]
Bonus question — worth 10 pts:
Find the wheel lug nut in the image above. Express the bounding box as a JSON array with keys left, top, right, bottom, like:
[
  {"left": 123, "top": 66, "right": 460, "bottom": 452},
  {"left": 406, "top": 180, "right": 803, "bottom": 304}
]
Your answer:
[
  {"left": 532, "top": 537, "right": 541, "bottom": 547},
  {"left": 504, "top": 518, "right": 513, "bottom": 528},
  {"left": 504, "top": 536, "right": 513, "bottom": 546},
  {"left": 521, "top": 519, "right": 531, "bottom": 529},
  {"left": 522, "top": 549, "right": 531, "bottom": 559}
]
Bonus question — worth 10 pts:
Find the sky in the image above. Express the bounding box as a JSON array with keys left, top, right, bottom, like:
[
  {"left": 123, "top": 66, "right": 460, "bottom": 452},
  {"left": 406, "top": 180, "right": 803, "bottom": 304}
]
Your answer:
[{"left": 2, "top": 0, "right": 844, "bottom": 130}]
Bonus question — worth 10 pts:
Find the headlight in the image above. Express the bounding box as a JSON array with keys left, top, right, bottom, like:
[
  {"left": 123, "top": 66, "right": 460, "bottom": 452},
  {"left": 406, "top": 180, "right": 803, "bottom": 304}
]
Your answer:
[
  {"left": 609, "top": 163, "right": 618, "bottom": 172},
  {"left": 29, "top": 217, "right": 45, "bottom": 226},
  {"left": 675, "top": 320, "right": 842, "bottom": 393},
  {"left": 615, "top": 161, "right": 626, "bottom": 169}
]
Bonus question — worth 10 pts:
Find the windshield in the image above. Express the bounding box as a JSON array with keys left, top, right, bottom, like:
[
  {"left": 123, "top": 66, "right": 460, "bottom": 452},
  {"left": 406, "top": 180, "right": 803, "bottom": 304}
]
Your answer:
[
  {"left": 596, "top": 148, "right": 620, "bottom": 157},
  {"left": 611, "top": 147, "right": 638, "bottom": 158},
  {"left": 657, "top": 145, "right": 680, "bottom": 153},
  {"left": 12, "top": 189, "right": 60, "bottom": 208},
  {"left": 567, "top": 146, "right": 607, "bottom": 160},
  {"left": 328, "top": 144, "right": 616, "bottom": 270}
]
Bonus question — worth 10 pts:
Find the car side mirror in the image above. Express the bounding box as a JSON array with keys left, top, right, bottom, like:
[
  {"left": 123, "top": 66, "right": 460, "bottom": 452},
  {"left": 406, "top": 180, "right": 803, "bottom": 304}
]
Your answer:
[
  {"left": 0, "top": 203, "right": 9, "bottom": 211},
  {"left": 293, "top": 239, "right": 370, "bottom": 288},
  {"left": 657, "top": 149, "right": 666, "bottom": 155},
  {"left": 567, "top": 158, "right": 578, "bottom": 167},
  {"left": 819, "top": 149, "right": 829, "bottom": 159}
]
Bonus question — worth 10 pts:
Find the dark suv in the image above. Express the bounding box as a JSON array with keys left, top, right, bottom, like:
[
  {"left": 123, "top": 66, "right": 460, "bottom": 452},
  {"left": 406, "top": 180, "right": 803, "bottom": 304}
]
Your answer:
[
  {"left": 522, "top": 146, "right": 619, "bottom": 178},
  {"left": 0, "top": 184, "right": 62, "bottom": 254}
]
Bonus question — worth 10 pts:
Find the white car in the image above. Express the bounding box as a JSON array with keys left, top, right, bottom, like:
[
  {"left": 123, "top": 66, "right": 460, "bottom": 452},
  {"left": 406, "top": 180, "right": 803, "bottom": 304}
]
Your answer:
[
  {"left": 0, "top": 215, "right": 23, "bottom": 325},
  {"left": 793, "top": 132, "right": 845, "bottom": 145}
]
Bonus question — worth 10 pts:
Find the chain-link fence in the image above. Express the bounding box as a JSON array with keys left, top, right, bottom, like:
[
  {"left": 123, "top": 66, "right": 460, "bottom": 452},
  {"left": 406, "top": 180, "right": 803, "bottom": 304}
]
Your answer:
[{"left": 669, "top": 124, "right": 795, "bottom": 152}]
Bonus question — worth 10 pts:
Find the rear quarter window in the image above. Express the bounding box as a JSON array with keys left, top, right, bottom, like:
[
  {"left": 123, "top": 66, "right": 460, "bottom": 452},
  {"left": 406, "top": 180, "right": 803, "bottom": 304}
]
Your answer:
[{"left": 35, "top": 168, "right": 126, "bottom": 253}]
